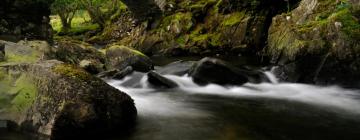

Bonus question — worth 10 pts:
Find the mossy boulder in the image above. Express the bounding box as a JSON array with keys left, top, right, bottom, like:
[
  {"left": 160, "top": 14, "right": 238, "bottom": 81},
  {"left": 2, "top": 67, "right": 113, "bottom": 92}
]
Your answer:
[
  {"left": 0, "top": 40, "right": 51, "bottom": 64},
  {"left": 266, "top": 0, "right": 360, "bottom": 87},
  {"left": 0, "top": 60, "right": 137, "bottom": 139},
  {"left": 102, "top": 45, "right": 154, "bottom": 72},
  {"left": 53, "top": 38, "right": 106, "bottom": 74}
]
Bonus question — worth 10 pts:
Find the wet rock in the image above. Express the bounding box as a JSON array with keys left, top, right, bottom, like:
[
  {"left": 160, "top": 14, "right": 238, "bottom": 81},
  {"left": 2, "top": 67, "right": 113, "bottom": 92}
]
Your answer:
[
  {"left": 147, "top": 71, "right": 178, "bottom": 88},
  {"left": 267, "top": 0, "right": 360, "bottom": 87},
  {"left": 156, "top": 60, "right": 195, "bottom": 76},
  {"left": 97, "top": 66, "right": 134, "bottom": 80},
  {"left": 189, "top": 57, "right": 248, "bottom": 85},
  {"left": 103, "top": 45, "right": 154, "bottom": 72},
  {"left": 0, "top": 60, "right": 137, "bottom": 139},
  {"left": 113, "top": 66, "right": 134, "bottom": 80}
]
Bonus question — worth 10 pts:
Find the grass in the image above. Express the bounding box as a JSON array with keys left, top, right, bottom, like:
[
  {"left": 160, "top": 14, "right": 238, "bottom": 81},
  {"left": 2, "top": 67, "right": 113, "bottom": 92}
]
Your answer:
[{"left": 50, "top": 10, "right": 100, "bottom": 35}]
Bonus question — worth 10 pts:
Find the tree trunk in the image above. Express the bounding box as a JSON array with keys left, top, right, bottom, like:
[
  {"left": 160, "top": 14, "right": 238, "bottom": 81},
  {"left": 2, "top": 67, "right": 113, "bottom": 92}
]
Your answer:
[{"left": 59, "top": 14, "right": 71, "bottom": 32}]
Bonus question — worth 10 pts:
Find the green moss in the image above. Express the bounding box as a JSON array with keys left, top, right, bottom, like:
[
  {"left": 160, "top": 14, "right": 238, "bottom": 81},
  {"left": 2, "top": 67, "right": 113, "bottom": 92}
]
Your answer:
[
  {"left": 53, "top": 64, "right": 92, "bottom": 82},
  {"left": 221, "top": 12, "right": 246, "bottom": 26},
  {"left": 297, "top": 3, "right": 359, "bottom": 39},
  {"left": 189, "top": 0, "right": 217, "bottom": 11},
  {"left": 105, "top": 45, "right": 147, "bottom": 57},
  {"left": 0, "top": 69, "right": 37, "bottom": 114},
  {"left": 161, "top": 12, "right": 194, "bottom": 32},
  {"left": 332, "top": 8, "right": 360, "bottom": 39},
  {"left": 9, "top": 75, "right": 37, "bottom": 113}
]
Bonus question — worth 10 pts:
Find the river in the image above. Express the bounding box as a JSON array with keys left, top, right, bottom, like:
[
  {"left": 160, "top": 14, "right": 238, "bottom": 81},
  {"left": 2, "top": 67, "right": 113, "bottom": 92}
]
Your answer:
[{"left": 1, "top": 63, "right": 360, "bottom": 140}]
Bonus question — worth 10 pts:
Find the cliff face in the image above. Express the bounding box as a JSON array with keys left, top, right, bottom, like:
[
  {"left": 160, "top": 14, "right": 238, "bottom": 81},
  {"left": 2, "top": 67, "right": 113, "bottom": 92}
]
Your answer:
[{"left": 0, "top": 0, "right": 54, "bottom": 41}]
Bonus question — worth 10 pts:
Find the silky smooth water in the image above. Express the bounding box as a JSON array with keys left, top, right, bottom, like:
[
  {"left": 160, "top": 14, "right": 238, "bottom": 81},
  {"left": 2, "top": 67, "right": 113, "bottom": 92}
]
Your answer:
[
  {"left": 2, "top": 72, "right": 360, "bottom": 140},
  {"left": 105, "top": 72, "right": 360, "bottom": 140}
]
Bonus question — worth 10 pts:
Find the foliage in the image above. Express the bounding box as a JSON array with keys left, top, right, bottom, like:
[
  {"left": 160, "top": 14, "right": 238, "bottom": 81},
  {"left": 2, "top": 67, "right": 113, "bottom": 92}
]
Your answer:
[
  {"left": 51, "top": 0, "right": 80, "bottom": 31},
  {"left": 79, "top": 0, "right": 124, "bottom": 28}
]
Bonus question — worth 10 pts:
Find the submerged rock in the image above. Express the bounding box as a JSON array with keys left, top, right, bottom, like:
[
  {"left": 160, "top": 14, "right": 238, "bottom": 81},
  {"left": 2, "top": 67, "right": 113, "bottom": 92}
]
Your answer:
[
  {"left": 267, "top": 0, "right": 360, "bottom": 87},
  {"left": 0, "top": 60, "right": 137, "bottom": 139},
  {"left": 102, "top": 45, "right": 154, "bottom": 72},
  {"left": 147, "top": 71, "right": 178, "bottom": 88}
]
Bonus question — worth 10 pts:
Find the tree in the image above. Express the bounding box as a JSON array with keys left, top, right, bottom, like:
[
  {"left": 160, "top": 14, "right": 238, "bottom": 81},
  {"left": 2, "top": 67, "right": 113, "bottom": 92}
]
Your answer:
[
  {"left": 79, "top": 0, "right": 121, "bottom": 28},
  {"left": 51, "top": 0, "right": 80, "bottom": 31}
]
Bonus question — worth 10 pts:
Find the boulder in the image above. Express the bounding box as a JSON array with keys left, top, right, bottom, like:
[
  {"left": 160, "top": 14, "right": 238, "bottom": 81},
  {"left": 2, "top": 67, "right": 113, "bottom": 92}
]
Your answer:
[
  {"left": 0, "top": 60, "right": 137, "bottom": 139},
  {"left": 97, "top": 66, "right": 134, "bottom": 80},
  {"left": 102, "top": 45, "right": 154, "bottom": 72},
  {"left": 53, "top": 38, "right": 106, "bottom": 74},
  {"left": 189, "top": 57, "right": 271, "bottom": 85},
  {"left": 156, "top": 60, "right": 195, "bottom": 76},
  {"left": 189, "top": 57, "right": 248, "bottom": 85},
  {"left": 147, "top": 71, "right": 178, "bottom": 88},
  {"left": 0, "top": 0, "right": 53, "bottom": 41},
  {"left": 0, "top": 40, "right": 51, "bottom": 64},
  {"left": 267, "top": 0, "right": 360, "bottom": 87}
]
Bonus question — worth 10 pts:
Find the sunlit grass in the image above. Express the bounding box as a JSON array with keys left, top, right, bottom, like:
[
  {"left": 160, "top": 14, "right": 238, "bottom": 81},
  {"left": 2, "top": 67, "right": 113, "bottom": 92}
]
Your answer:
[{"left": 50, "top": 10, "right": 100, "bottom": 35}]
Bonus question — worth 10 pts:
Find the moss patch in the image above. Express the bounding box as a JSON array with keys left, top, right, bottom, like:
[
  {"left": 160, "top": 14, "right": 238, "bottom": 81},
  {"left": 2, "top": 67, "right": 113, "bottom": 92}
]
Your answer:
[
  {"left": 53, "top": 64, "right": 93, "bottom": 82},
  {"left": 0, "top": 69, "right": 37, "bottom": 114},
  {"left": 221, "top": 12, "right": 246, "bottom": 26}
]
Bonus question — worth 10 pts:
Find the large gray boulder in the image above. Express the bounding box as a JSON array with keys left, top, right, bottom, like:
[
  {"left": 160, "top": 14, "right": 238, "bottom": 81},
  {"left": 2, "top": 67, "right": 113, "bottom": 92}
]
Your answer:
[{"left": 0, "top": 60, "right": 137, "bottom": 139}]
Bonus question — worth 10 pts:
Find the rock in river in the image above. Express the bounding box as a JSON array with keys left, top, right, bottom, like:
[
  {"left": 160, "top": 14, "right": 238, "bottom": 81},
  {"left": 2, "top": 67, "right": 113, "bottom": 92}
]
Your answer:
[
  {"left": 0, "top": 60, "right": 137, "bottom": 139},
  {"left": 189, "top": 57, "right": 270, "bottom": 85},
  {"left": 102, "top": 45, "right": 154, "bottom": 72},
  {"left": 148, "top": 71, "right": 178, "bottom": 89}
]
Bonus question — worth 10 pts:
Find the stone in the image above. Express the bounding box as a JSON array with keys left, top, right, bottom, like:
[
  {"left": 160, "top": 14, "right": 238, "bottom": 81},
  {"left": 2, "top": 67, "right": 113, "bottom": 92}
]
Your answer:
[
  {"left": 147, "top": 71, "right": 178, "bottom": 88},
  {"left": 103, "top": 45, "right": 154, "bottom": 72},
  {"left": 189, "top": 57, "right": 248, "bottom": 85},
  {"left": 53, "top": 38, "right": 106, "bottom": 74},
  {"left": 266, "top": 0, "right": 360, "bottom": 87},
  {"left": 0, "top": 60, "right": 137, "bottom": 139},
  {"left": 156, "top": 60, "right": 195, "bottom": 76}
]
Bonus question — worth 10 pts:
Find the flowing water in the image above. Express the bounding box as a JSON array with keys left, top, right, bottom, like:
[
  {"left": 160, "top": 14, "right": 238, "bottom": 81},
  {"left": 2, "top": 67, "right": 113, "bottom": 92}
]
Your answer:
[
  {"left": 1, "top": 68, "right": 360, "bottom": 140},
  {"left": 103, "top": 71, "right": 360, "bottom": 140}
]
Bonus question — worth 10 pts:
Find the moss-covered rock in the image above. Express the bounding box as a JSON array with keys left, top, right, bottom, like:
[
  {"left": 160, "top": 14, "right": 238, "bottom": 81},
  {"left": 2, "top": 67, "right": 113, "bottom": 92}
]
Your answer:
[
  {"left": 102, "top": 45, "right": 154, "bottom": 72},
  {"left": 0, "top": 40, "right": 51, "bottom": 64},
  {"left": 266, "top": 0, "right": 360, "bottom": 87},
  {"left": 53, "top": 38, "right": 106, "bottom": 74},
  {"left": 0, "top": 60, "right": 137, "bottom": 139}
]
